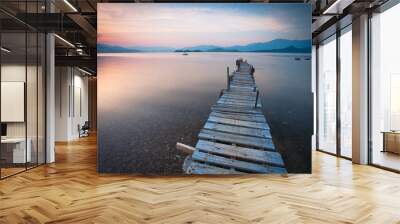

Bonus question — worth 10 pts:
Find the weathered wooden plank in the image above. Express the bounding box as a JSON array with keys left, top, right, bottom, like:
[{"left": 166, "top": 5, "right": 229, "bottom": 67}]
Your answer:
[
  {"left": 219, "top": 97, "right": 254, "bottom": 103},
  {"left": 217, "top": 101, "right": 261, "bottom": 109},
  {"left": 232, "top": 75, "right": 253, "bottom": 79},
  {"left": 220, "top": 96, "right": 256, "bottom": 103},
  {"left": 196, "top": 140, "right": 285, "bottom": 166},
  {"left": 230, "top": 83, "right": 254, "bottom": 87},
  {"left": 230, "top": 82, "right": 254, "bottom": 86},
  {"left": 232, "top": 77, "right": 253, "bottom": 81},
  {"left": 198, "top": 129, "right": 275, "bottom": 151},
  {"left": 217, "top": 100, "right": 260, "bottom": 108},
  {"left": 206, "top": 116, "right": 268, "bottom": 129},
  {"left": 218, "top": 98, "right": 261, "bottom": 107},
  {"left": 221, "top": 93, "right": 256, "bottom": 99},
  {"left": 191, "top": 151, "right": 286, "bottom": 173},
  {"left": 210, "top": 112, "right": 268, "bottom": 122},
  {"left": 216, "top": 104, "right": 261, "bottom": 112},
  {"left": 217, "top": 101, "right": 257, "bottom": 108},
  {"left": 224, "top": 87, "right": 256, "bottom": 92},
  {"left": 230, "top": 86, "right": 256, "bottom": 91},
  {"left": 223, "top": 90, "right": 256, "bottom": 96},
  {"left": 231, "top": 80, "right": 253, "bottom": 84},
  {"left": 186, "top": 160, "right": 244, "bottom": 174},
  {"left": 212, "top": 105, "right": 263, "bottom": 114},
  {"left": 214, "top": 104, "right": 260, "bottom": 112},
  {"left": 231, "top": 78, "right": 254, "bottom": 82},
  {"left": 204, "top": 122, "right": 271, "bottom": 138},
  {"left": 230, "top": 86, "right": 255, "bottom": 92},
  {"left": 232, "top": 76, "right": 253, "bottom": 80},
  {"left": 232, "top": 72, "right": 251, "bottom": 76},
  {"left": 233, "top": 72, "right": 252, "bottom": 75},
  {"left": 220, "top": 96, "right": 255, "bottom": 103}
]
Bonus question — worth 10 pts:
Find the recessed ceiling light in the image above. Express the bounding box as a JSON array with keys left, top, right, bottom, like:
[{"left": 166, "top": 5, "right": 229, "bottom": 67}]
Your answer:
[
  {"left": 63, "top": 0, "right": 78, "bottom": 12},
  {"left": 323, "top": 0, "right": 342, "bottom": 15},
  {"left": 78, "top": 67, "right": 93, "bottom": 76},
  {"left": 1, "top": 47, "right": 11, "bottom": 53},
  {"left": 54, "top": 34, "right": 75, "bottom": 48}
]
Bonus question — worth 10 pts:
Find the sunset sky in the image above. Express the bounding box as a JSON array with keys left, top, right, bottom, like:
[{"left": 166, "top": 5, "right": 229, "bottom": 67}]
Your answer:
[{"left": 98, "top": 3, "right": 311, "bottom": 48}]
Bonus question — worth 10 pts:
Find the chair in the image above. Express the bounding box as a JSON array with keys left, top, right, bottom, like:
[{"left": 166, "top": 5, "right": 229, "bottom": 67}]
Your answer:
[{"left": 79, "top": 121, "right": 90, "bottom": 138}]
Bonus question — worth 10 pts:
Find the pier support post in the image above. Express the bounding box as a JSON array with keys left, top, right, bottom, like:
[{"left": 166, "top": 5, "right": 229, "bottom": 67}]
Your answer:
[
  {"left": 255, "top": 90, "right": 259, "bottom": 108},
  {"left": 227, "top": 67, "right": 230, "bottom": 90}
]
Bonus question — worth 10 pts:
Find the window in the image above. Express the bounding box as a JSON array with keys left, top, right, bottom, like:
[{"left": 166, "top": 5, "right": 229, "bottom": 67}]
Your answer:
[
  {"left": 0, "top": 2, "right": 46, "bottom": 179},
  {"left": 339, "top": 28, "right": 352, "bottom": 158},
  {"left": 370, "top": 2, "right": 400, "bottom": 171},
  {"left": 317, "top": 35, "right": 337, "bottom": 154}
]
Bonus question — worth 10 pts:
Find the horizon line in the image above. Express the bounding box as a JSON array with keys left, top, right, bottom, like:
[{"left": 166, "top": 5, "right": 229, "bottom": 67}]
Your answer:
[{"left": 97, "top": 38, "right": 312, "bottom": 49}]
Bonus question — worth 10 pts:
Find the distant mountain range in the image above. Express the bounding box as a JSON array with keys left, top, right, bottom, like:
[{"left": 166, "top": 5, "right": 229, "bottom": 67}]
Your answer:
[
  {"left": 97, "top": 44, "right": 174, "bottom": 53},
  {"left": 98, "top": 39, "right": 311, "bottom": 53}
]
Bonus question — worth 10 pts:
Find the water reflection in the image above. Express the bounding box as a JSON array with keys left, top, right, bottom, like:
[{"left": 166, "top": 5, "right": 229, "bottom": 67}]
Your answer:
[{"left": 98, "top": 52, "right": 312, "bottom": 174}]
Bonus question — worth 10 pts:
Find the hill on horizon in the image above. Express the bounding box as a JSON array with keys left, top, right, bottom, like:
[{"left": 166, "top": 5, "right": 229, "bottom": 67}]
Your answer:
[{"left": 98, "top": 39, "right": 311, "bottom": 53}]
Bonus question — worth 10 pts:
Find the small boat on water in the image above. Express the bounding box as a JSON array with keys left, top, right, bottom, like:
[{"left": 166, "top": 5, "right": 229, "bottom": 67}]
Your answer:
[
  {"left": 294, "top": 57, "right": 301, "bottom": 61},
  {"left": 182, "top": 53, "right": 189, "bottom": 56}
]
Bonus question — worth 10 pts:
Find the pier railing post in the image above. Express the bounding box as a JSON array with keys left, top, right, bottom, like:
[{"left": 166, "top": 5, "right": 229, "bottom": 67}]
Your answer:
[
  {"left": 227, "top": 66, "right": 230, "bottom": 91},
  {"left": 255, "top": 90, "right": 259, "bottom": 108}
]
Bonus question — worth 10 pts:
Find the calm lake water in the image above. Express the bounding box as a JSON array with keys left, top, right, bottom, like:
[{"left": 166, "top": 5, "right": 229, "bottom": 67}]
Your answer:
[{"left": 98, "top": 52, "right": 312, "bottom": 174}]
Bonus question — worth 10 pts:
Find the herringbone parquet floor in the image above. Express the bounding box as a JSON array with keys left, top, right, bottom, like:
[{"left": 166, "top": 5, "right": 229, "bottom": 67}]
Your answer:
[{"left": 1, "top": 135, "right": 399, "bottom": 224}]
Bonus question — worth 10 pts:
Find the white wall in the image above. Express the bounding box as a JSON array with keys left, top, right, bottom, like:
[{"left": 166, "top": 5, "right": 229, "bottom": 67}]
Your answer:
[
  {"left": 1, "top": 63, "right": 46, "bottom": 164},
  {"left": 55, "top": 67, "right": 89, "bottom": 141},
  {"left": 1, "top": 65, "right": 38, "bottom": 138}
]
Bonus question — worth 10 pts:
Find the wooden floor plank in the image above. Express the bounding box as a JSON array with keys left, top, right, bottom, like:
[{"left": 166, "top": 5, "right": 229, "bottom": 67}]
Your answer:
[
  {"left": 196, "top": 140, "right": 284, "bottom": 166},
  {"left": 221, "top": 94, "right": 256, "bottom": 101},
  {"left": 216, "top": 101, "right": 261, "bottom": 109},
  {"left": 230, "top": 83, "right": 255, "bottom": 88},
  {"left": 230, "top": 87, "right": 255, "bottom": 92},
  {"left": 191, "top": 151, "right": 286, "bottom": 174},
  {"left": 219, "top": 96, "right": 256, "bottom": 103},
  {"left": 1, "top": 135, "right": 400, "bottom": 223},
  {"left": 204, "top": 122, "right": 271, "bottom": 138},
  {"left": 209, "top": 112, "right": 268, "bottom": 124},
  {"left": 218, "top": 98, "right": 261, "bottom": 106},
  {"left": 222, "top": 90, "right": 256, "bottom": 96},
  {"left": 212, "top": 105, "right": 263, "bottom": 115},
  {"left": 231, "top": 79, "right": 254, "bottom": 83},
  {"left": 185, "top": 160, "right": 245, "bottom": 174},
  {"left": 198, "top": 129, "right": 275, "bottom": 151}
]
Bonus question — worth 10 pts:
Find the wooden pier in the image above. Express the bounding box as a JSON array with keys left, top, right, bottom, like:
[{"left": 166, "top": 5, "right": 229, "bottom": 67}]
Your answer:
[{"left": 179, "top": 59, "right": 287, "bottom": 174}]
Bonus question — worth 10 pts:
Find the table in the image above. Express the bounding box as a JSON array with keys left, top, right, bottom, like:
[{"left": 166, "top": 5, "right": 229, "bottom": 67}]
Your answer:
[
  {"left": 1, "top": 138, "right": 31, "bottom": 163},
  {"left": 382, "top": 131, "right": 400, "bottom": 154}
]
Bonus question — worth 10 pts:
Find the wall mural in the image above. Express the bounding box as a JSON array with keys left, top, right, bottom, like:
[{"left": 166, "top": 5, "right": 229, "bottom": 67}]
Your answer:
[{"left": 97, "top": 3, "right": 312, "bottom": 174}]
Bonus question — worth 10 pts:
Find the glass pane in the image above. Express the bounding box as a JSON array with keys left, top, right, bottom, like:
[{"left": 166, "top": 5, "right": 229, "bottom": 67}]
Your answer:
[
  {"left": 340, "top": 29, "right": 352, "bottom": 158},
  {"left": 312, "top": 46, "right": 317, "bottom": 150},
  {"left": 318, "top": 36, "right": 337, "bottom": 154},
  {"left": 1, "top": 31, "right": 27, "bottom": 177},
  {"left": 371, "top": 3, "right": 400, "bottom": 171},
  {"left": 38, "top": 33, "right": 46, "bottom": 165},
  {"left": 27, "top": 31, "right": 38, "bottom": 169}
]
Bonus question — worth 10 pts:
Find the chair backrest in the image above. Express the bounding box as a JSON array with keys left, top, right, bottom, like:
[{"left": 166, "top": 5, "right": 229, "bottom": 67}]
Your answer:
[{"left": 82, "top": 121, "right": 90, "bottom": 129}]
